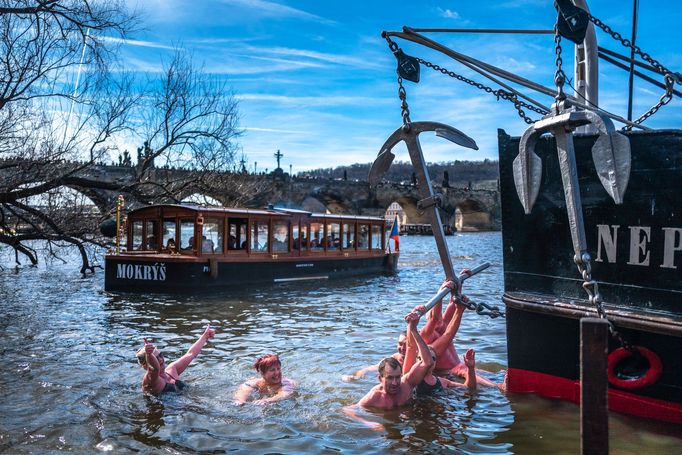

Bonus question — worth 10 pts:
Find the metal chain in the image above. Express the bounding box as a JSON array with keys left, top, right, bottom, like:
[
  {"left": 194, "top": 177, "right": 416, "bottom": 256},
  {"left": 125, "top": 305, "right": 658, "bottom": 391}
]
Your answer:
[
  {"left": 415, "top": 57, "right": 546, "bottom": 124},
  {"left": 456, "top": 294, "right": 505, "bottom": 319},
  {"left": 553, "top": 26, "right": 567, "bottom": 102},
  {"left": 625, "top": 73, "right": 675, "bottom": 129},
  {"left": 586, "top": 12, "right": 680, "bottom": 125},
  {"left": 384, "top": 35, "right": 412, "bottom": 126},
  {"left": 575, "top": 253, "right": 633, "bottom": 350}
]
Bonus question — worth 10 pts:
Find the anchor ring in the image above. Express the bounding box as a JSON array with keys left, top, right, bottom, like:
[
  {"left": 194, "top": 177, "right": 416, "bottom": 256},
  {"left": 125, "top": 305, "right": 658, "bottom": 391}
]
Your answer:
[{"left": 607, "top": 346, "right": 663, "bottom": 390}]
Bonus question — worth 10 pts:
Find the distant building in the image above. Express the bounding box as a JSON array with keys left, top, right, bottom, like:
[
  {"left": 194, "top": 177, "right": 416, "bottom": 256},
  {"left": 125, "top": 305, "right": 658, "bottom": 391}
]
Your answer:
[{"left": 385, "top": 202, "right": 406, "bottom": 226}]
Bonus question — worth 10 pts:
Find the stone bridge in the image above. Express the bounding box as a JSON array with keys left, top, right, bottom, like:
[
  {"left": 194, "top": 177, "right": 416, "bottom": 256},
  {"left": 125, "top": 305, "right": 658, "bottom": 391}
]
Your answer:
[{"left": 3, "top": 159, "right": 500, "bottom": 231}]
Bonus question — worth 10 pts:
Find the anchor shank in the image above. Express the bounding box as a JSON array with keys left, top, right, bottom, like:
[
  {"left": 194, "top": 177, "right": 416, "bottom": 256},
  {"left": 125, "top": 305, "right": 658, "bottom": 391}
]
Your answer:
[
  {"left": 554, "top": 128, "right": 589, "bottom": 258},
  {"left": 404, "top": 133, "right": 457, "bottom": 281}
]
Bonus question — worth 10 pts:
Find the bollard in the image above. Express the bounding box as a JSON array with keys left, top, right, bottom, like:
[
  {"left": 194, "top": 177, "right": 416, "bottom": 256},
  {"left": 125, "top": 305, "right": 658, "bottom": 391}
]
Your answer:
[{"left": 580, "top": 317, "right": 609, "bottom": 455}]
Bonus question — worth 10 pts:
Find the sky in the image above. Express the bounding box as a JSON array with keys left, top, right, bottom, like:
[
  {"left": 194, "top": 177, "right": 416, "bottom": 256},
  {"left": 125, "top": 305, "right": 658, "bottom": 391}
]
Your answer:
[{"left": 117, "top": 0, "right": 682, "bottom": 173}]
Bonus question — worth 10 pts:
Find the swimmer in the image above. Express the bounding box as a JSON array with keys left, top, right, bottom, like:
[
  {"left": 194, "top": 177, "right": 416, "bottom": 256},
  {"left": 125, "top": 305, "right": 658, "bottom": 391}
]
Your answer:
[
  {"left": 137, "top": 324, "right": 215, "bottom": 395},
  {"left": 234, "top": 354, "right": 296, "bottom": 405},
  {"left": 421, "top": 278, "right": 501, "bottom": 389},
  {"left": 348, "top": 309, "right": 433, "bottom": 411},
  {"left": 341, "top": 332, "right": 406, "bottom": 382}
]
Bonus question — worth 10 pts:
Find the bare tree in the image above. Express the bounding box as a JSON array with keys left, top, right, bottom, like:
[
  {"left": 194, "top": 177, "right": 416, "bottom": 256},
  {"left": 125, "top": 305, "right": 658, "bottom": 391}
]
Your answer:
[{"left": 0, "top": 3, "right": 272, "bottom": 274}]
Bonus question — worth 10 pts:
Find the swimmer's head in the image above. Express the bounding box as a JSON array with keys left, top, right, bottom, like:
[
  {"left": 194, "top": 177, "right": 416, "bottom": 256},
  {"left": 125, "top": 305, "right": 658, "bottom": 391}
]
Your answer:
[
  {"left": 377, "top": 357, "right": 402, "bottom": 395},
  {"left": 418, "top": 346, "right": 438, "bottom": 372},
  {"left": 254, "top": 354, "right": 282, "bottom": 385},
  {"left": 396, "top": 332, "right": 407, "bottom": 357},
  {"left": 136, "top": 346, "right": 163, "bottom": 369}
]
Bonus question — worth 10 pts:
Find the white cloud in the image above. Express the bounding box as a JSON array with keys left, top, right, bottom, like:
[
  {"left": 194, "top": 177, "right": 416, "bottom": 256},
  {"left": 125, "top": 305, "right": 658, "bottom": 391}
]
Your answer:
[
  {"left": 100, "top": 36, "right": 177, "bottom": 50},
  {"left": 219, "top": 0, "right": 335, "bottom": 25},
  {"left": 437, "top": 8, "right": 460, "bottom": 20}
]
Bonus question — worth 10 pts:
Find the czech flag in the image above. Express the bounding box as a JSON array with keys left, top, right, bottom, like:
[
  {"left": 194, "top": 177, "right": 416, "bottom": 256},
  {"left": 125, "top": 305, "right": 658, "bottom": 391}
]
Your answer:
[{"left": 389, "top": 215, "right": 400, "bottom": 252}]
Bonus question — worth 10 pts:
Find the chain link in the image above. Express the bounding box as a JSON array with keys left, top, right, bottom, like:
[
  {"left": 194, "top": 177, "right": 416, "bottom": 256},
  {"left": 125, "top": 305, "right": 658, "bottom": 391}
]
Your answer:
[
  {"left": 586, "top": 12, "right": 680, "bottom": 125},
  {"left": 384, "top": 35, "right": 412, "bottom": 126},
  {"left": 553, "top": 26, "right": 567, "bottom": 101},
  {"left": 456, "top": 294, "right": 505, "bottom": 319},
  {"left": 415, "top": 57, "right": 546, "bottom": 124},
  {"left": 574, "top": 253, "right": 633, "bottom": 350}
]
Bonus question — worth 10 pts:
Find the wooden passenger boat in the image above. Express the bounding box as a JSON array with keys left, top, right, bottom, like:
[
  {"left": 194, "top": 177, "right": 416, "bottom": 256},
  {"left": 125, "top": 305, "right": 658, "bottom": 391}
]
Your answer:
[{"left": 104, "top": 204, "right": 398, "bottom": 292}]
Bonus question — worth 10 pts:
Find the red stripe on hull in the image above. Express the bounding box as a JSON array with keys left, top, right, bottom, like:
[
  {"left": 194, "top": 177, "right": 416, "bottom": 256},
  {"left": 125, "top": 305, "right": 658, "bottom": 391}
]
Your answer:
[{"left": 507, "top": 367, "right": 682, "bottom": 424}]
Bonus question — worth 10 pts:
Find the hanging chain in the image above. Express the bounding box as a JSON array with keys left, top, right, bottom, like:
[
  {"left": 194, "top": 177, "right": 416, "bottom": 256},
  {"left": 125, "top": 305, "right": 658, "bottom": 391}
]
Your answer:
[
  {"left": 415, "top": 57, "right": 546, "bottom": 124},
  {"left": 456, "top": 294, "right": 505, "bottom": 319},
  {"left": 384, "top": 35, "right": 412, "bottom": 126},
  {"left": 585, "top": 12, "right": 680, "bottom": 126},
  {"left": 575, "top": 253, "right": 633, "bottom": 350},
  {"left": 553, "top": 26, "right": 567, "bottom": 102}
]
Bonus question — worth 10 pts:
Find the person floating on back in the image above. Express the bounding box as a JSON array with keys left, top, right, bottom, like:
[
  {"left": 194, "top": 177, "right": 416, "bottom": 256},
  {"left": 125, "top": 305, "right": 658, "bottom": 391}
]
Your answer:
[
  {"left": 136, "top": 324, "right": 215, "bottom": 395},
  {"left": 234, "top": 354, "right": 297, "bottom": 405}
]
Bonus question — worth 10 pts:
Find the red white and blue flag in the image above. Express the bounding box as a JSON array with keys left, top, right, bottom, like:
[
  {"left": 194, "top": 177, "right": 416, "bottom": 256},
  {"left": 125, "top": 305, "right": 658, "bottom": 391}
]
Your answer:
[{"left": 388, "top": 215, "right": 399, "bottom": 252}]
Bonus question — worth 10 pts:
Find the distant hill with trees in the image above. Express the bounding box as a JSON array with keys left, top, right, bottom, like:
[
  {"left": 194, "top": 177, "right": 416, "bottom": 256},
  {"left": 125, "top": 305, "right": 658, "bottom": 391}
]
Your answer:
[{"left": 300, "top": 160, "right": 500, "bottom": 187}]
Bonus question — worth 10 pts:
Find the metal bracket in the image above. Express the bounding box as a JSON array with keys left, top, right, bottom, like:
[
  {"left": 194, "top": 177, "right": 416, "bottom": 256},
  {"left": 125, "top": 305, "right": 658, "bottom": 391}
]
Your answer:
[{"left": 417, "top": 194, "right": 443, "bottom": 210}]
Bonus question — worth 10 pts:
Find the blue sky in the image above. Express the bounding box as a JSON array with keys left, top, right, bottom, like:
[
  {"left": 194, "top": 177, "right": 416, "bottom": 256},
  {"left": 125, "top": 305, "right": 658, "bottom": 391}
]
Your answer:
[{"left": 119, "top": 0, "right": 681, "bottom": 173}]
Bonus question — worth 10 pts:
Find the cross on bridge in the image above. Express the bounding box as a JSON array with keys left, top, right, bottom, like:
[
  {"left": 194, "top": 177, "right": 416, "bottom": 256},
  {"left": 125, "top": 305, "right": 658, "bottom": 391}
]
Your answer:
[{"left": 274, "top": 149, "right": 283, "bottom": 169}]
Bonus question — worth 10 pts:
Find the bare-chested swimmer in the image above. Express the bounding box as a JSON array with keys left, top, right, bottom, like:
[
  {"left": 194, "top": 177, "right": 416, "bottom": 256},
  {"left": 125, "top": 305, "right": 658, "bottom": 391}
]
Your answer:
[
  {"left": 343, "top": 308, "right": 433, "bottom": 428},
  {"left": 234, "top": 354, "right": 296, "bottom": 405}
]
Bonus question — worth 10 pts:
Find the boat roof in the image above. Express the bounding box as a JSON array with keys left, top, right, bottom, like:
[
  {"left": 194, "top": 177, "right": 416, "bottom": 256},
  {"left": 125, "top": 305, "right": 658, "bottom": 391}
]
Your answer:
[{"left": 127, "top": 204, "right": 386, "bottom": 221}]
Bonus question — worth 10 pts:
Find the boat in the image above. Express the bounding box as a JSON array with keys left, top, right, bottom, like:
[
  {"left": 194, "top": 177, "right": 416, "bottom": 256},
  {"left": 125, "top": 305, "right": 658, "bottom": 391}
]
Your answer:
[
  {"left": 104, "top": 204, "right": 398, "bottom": 292},
  {"left": 379, "top": 0, "right": 681, "bottom": 424}
]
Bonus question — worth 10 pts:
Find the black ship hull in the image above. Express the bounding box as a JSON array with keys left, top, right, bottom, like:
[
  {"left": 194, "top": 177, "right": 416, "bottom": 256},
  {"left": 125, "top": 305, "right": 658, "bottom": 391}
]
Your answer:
[{"left": 498, "top": 128, "right": 682, "bottom": 424}]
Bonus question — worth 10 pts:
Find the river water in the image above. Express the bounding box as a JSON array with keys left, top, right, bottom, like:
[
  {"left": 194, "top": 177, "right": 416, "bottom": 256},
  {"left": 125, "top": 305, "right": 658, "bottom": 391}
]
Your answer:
[{"left": 1, "top": 233, "right": 680, "bottom": 454}]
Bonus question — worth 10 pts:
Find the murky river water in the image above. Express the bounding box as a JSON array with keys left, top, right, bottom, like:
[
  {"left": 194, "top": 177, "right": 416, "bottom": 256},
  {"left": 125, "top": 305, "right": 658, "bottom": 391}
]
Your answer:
[{"left": 1, "top": 233, "right": 680, "bottom": 454}]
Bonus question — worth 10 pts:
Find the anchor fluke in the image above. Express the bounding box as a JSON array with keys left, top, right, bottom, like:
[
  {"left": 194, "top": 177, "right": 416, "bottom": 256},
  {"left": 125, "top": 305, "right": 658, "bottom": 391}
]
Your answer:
[
  {"left": 591, "top": 131, "right": 631, "bottom": 205},
  {"left": 368, "top": 149, "right": 396, "bottom": 186},
  {"left": 435, "top": 126, "right": 478, "bottom": 150},
  {"left": 514, "top": 127, "right": 543, "bottom": 214}
]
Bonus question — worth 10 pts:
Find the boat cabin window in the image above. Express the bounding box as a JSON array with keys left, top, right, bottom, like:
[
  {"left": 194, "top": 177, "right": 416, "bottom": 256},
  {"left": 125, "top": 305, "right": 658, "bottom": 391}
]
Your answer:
[
  {"left": 163, "top": 218, "right": 176, "bottom": 252},
  {"left": 310, "top": 222, "right": 324, "bottom": 250},
  {"left": 292, "top": 222, "right": 300, "bottom": 250},
  {"left": 251, "top": 220, "right": 269, "bottom": 252},
  {"left": 146, "top": 220, "right": 159, "bottom": 250},
  {"left": 327, "top": 222, "right": 341, "bottom": 250},
  {"left": 343, "top": 222, "right": 355, "bottom": 249},
  {"left": 179, "top": 218, "right": 195, "bottom": 253},
  {"left": 202, "top": 217, "right": 223, "bottom": 254},
  {"left": 132, "top": 220, "right": 144, "bottom": 250},
  {"left": 357, "top": 224, "right": 369, "bottom": 250},
  {"left": 272, "top": 220, "right": 289, "bottom": 252},
  {"left": 371, "top": 224, "right": 382, "bottom": 250},
  {"left": 228, "top": 217, "right": 247, "bottom": 250}
]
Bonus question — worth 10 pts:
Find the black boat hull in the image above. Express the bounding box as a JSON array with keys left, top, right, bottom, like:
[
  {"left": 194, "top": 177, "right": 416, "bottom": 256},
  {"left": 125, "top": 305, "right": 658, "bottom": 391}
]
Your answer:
[{"left": 498, "top": 128, "right": 682, "bottom": 424}]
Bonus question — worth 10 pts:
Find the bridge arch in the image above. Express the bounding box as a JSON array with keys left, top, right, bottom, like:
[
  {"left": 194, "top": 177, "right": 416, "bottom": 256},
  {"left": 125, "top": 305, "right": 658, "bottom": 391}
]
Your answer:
[{"left": 454, "top": 198, "right": 491, "bottom": 231}]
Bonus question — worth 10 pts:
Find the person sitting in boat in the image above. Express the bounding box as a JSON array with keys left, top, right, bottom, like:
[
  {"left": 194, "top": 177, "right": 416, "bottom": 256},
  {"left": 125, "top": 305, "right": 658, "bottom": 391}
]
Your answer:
[
  {"left": 344, "top": 308, "right": 433, "bottom": 416},
  {"left": 420, "top": 279, "right": 501, "bottom": 389},
  {"left": 233, "top": 354, "right": 296, "bottom": 405},
  {"left": 201, "top": 235, "right": 214, "bottom": 253},
  {"left": 136, "top": 324, "right": 215, "bottom": 395},
  {"left": 165, "top": 238, "right": 176, "bottom": 252},
  {"left": 182, "top": 236, "right": 194, "bottom": 251},
  {"left": 227, "top": 234, "right": 237, "bottom": 250}
]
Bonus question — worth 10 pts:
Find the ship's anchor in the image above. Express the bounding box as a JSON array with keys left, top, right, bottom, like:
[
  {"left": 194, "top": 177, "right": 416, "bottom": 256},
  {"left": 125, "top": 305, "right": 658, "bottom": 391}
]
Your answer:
[{"left": 513, "top": 21, "right": 634, "bottom": 345}]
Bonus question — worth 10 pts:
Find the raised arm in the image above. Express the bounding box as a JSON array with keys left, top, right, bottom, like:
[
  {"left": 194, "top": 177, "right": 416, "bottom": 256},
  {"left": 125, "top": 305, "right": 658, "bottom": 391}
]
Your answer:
[
  {"left": 403, "top": 312, "right": 434, "bottom": 388},
  {"left": 402, "top": 321, "right": 418, "bottom": 376},
  {"left": 166, "top": 324, "right": 215, "bottom": 378},
  {"left": 421, "top": 280, "right": 454, "bottom": 339},
  {"left": 439, "top": 349, "right": 478, "bottom": 392},
  {"left": 142, "top": 339, "right": 161, "bottom": 391}
]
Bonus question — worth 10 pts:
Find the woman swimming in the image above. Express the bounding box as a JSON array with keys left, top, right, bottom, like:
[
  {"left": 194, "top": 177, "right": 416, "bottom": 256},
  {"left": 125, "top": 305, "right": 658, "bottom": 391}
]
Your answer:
[{"left": 234, "top": 354, "right": 296, "bottom": 405}]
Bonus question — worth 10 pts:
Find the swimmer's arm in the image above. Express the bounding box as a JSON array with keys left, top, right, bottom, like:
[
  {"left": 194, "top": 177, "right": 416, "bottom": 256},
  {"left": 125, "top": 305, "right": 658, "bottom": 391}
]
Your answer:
[
  {"left": 342, "top": 364, "right": 378, "bottom": 382},
  {"left": 343, "top": 404, "right": 383, "bottom": 431},
  {"left": 463, "top": 349, "right": 477, "bottom": 392},
  {"left": 402, "top": 327, "right": 418, "bottom": 376},
  {"left": 255, "top": 379, "right": 296, "bottom": 404},
  {"left": 233, "top": 379, "right": 257, "bottom": 405},
  {"left": 142, "top": 343, "right": 162, "bottom": 392},
  {"left": 403, "top": 313, "right": 434, "bottom": 388},
  {"left": 430, "top": 302, "right": 465, "bottom": 357},
  {"left": 167, "top": 324, "right": 215, "bottom": 377}
]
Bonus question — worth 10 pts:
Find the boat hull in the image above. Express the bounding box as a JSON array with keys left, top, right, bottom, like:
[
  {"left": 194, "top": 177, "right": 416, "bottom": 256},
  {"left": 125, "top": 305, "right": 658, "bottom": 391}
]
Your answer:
[
  {"left": 498, "top": 128, "right": 682, "bottom": 424},
  {"left": 104, "top": 253, "right": 398, "bottom": 292}
]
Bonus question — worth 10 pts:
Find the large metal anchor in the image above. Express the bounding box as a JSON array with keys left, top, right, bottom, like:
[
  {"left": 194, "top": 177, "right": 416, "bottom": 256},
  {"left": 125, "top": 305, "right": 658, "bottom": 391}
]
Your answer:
[
  {"left": 513, "top": 99, "right": 631, "bottom": 266},
  {"left": 369, "top": 121, "right": 482, "bottom": 312}
]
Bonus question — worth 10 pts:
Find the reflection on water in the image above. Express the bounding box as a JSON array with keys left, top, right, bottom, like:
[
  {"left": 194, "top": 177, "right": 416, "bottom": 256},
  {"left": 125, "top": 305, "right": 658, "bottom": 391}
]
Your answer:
[{"left": 1, "top": 233, "right": 680, "bottom": 453}]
